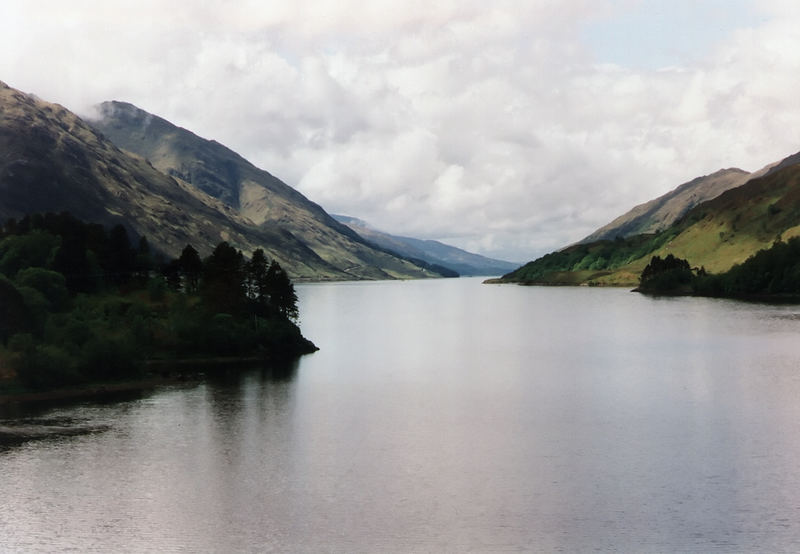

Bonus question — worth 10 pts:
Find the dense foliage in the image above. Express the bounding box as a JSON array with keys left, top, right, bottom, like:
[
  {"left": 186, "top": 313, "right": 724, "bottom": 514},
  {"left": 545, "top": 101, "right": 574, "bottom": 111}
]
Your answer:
[
  {"left": 502, "top": 232, "right": 677, "bottom": 282},
  {"left": 693, "top": 237, "right": 800, "bottom": 297},
  {"left": 0, "top": 213, "right": 315, "bottom": 391},
  {"left": 637, "top": 254, "right": 697, "bottom": 293},
  {"left": 635, "top": 237, "right": 800, "bottom": 298}
]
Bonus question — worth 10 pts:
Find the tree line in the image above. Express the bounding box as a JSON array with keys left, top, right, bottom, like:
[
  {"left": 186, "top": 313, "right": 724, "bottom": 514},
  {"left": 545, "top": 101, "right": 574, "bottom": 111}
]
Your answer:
[
  {"left": 637, "top": 237, "right": 800, "bottom": 298},
  {"left": 503, "top": 231, "right": 677, "bottom": 283},
  {"left": 0, "top": 212, "right": 315, "bottom": 391}
]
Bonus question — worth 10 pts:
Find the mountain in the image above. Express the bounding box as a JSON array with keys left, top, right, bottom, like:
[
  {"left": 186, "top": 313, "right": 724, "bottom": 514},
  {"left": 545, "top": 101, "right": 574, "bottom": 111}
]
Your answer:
[
  {"left": 497, "top": 150, "right": 800, "bottom": 286},
  {"left": 580, "top": 168, "right": 753, "bottom": 243},
  {"left": 88, "top": 101, "right": 442, "bottom": 280},
  {"left": 334, "top": 215, "right": 519, "bottom": 276},
  {"left": 0, "top": 81, "right": 440, "bottom": 280},
  {"left": 0, "top": 81, "right": 326, "bottom": 276}
]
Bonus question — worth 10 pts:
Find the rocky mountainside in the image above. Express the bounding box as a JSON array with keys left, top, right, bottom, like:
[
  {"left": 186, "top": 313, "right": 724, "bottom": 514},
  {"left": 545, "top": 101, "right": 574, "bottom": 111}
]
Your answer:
[
  {"left": 581, "top": 168, "right": 753, "bottom": 243},
  {"left": 0, "top": 81, "right": 324, "bottom": 274},
  {"left": 334, "top": 215, "right": 518, "bottom": 276},
  {"left": 0, "top": 81, "right": 440, "bottom": 280},
  {"left": 88, "top": 101, "right": 439, "bottom": 280}
]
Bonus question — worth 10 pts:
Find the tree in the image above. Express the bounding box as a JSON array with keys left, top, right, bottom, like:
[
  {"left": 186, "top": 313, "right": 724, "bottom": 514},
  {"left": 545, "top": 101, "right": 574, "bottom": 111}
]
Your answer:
[
  {"left": 105, "top": 224, "right": 135, "bottom": 285},
  {"left": 245, "top": 248, "right": 269, "bottom": 303},
  {"left": 1, "top": 217, "right": 18, "bottom": 237},
  {"left": 52, "top": 234, "right": 96, "bottom": 294},
  {"left": 162, "top": 258, "right": 182, "bottom": 291},
  {"left": 134, "top": 236, "right": 155, "bottom": 279},
  {"left": 0, "top": 231, "right": 61, "bottom": 277},
  {"left": 178, "top": 244, "right": 203, "bottom": 293},
  {"left": 14, "top": 267, "right": 70, "bottom": 312},
  {"left": 265, "top": 260, "right": 299, "bottom": 321},
  {"left": 638, "top": 254, "right": 694, "bottom": 293},
  {"left": 201, "top": 242, "right": 245, "bottom": 314},
  {"left": 0, "top": 276, "right": 32, "bottom": 342}
]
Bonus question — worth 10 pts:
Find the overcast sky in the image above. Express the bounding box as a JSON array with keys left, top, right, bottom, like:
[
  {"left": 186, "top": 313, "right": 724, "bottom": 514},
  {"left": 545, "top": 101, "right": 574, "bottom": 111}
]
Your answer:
[{"left": 3, "top": 1, "right": 800, "bottom": 262}]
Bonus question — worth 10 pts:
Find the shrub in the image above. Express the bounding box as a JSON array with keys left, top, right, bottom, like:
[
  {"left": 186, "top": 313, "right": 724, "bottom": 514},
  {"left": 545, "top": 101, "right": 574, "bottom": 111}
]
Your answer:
[
  {"left": 80, "top": 333, "right": 142, "bottom": 381},
  {"left": 9, "top": 336, "right": 82, "bottom": 390},
  {"left": 15, "top": 267, "right": 70, "bottom": 311}
]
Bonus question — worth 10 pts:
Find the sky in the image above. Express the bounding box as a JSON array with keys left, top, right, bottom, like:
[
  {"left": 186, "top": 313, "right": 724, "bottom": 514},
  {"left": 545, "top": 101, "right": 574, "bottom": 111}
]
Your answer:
[{"left": 2, "top": 1, "right": 800, "bottom": 263}]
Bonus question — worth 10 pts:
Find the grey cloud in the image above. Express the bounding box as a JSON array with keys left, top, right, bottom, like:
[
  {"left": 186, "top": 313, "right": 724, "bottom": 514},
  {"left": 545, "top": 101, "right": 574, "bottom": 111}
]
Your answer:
[{"left": 2, "top": 1, "right": 800, "bottom": 262}]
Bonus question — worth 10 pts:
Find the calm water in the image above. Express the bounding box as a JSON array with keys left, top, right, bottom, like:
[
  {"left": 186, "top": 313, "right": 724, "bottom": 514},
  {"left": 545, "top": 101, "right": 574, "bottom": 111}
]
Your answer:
[{"left": 2, "top": 278, "right": 800, "bottom": 552}]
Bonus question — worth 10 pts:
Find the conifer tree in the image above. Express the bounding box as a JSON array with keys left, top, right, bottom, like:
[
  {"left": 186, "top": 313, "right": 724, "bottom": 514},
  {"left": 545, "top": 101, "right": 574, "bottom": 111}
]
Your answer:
[
  {"left": 178, "top": 244, "right": 203, "bottom": 293},
  {"left": 201, "top": 242, "right": 245, "bottom": 314},
  {"left": 265, "top": 260, "right": 298, "bottom": 321}
]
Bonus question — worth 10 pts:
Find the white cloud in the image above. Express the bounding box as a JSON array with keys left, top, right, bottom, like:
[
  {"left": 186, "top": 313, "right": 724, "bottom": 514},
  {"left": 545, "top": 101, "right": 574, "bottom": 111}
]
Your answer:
[{"left": 2, "top": 1, "right": 800, "bottom": 262}]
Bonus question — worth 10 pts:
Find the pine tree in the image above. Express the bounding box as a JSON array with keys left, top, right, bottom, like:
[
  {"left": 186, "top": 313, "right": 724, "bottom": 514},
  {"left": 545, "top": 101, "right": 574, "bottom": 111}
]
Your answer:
[
  {"left": 201, "top": 242, "right": 245, "bottom": 314},
  {"left": 178, "top": 244, "right": 203, "bottom": 293},
  {"left": 245, "top": 248, "right": 269, "bottom": 303},
  {"left": 265, "top": 260, "right": 298, "bottom": 321}
]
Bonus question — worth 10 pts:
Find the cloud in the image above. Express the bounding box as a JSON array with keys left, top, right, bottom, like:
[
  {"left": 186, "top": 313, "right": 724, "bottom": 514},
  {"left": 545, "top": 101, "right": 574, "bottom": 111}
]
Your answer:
[{"left": 2, "top": 1, "right": 800, "bottom": 262}]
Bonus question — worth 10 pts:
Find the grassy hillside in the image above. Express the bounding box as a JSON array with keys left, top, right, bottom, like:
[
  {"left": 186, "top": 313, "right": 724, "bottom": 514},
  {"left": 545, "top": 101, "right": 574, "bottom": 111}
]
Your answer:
[
  {"left": 581, "top": 168, "right": 752, "bottom": 243},
  {"left": 498, "top": 162, "right": 800, "bottom": 286}
]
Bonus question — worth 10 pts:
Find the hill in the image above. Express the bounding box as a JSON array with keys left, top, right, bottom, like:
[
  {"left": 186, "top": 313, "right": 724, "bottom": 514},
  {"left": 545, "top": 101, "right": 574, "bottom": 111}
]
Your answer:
[
  {"left": 0, "top": 81, "right": 440, "bottom": 280},
  {"left": 88, "top": 101, "right": 442, "bottom": 280},
  {"left": 497, "top": 153, "right": 800, "bottom": 287},
  {"left": 580, "top": 168, "right": 752, "bottom": 243},
  {"left": 0, "top": 81, "right": 326, "bottom": 275},
  {"left": 334, "top": 215, "right": 518, "bottom": 276}
]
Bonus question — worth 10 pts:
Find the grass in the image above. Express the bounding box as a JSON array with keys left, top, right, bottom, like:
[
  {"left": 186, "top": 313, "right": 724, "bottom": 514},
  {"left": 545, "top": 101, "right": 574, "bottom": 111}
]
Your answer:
[{"left": 498, "top": 164, "right": 800, "bottom": 287}]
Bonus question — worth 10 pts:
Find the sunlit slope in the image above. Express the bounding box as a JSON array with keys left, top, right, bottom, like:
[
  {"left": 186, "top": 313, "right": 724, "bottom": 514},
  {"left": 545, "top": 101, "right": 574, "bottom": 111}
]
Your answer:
[
  {"left": 90, "top": 101, "right": 441, "bottom": 280},
  {"left": 580, "top": 168, "right": 752, "bottom": 243},
  {"left": 500, "top": 160, "right": 800, "bottom": 286},
  {"left": 656, "top": 163, "right": 800, "bottom": 272}
]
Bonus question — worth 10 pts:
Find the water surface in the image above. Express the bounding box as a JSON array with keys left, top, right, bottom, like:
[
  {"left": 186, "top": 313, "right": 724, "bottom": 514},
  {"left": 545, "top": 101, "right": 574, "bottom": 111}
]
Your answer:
[{"left": 2, "top": 278, "right": 800, "bottom": 552}]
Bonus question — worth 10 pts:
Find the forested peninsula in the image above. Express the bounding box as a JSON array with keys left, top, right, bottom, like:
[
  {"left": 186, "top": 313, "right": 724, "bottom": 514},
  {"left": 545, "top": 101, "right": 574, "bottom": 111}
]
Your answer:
[
  {"left": 0, "top": 212, "right": 317, "bottom": 396},
  {"left": 636, "top": 237, "right": 800, "bottom": 300}
]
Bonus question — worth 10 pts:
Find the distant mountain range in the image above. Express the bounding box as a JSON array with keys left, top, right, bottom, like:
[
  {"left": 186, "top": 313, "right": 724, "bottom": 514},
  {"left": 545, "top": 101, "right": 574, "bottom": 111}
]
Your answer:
[
  {"left": 0, "top": 80, "right": 470, "bottom": 281},
  {"left": 498, "top": 149, "right": 800, "bottom": 286},
  {"left": 333, "top": 215, "right": 518, "bottom": 276}
]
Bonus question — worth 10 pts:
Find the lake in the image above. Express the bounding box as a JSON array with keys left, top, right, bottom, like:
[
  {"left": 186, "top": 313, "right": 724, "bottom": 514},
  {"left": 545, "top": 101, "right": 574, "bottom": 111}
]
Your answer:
[{"left": 2, "top": 277, "right": 800, "bottom": 552}]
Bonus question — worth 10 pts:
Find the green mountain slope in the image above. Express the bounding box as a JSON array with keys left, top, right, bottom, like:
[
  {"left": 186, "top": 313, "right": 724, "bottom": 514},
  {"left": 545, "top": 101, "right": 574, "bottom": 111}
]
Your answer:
[
  {"left": 580, "top": 168, "right": 752, "bottom": 243},
  {"left": 89, "top": 101, "right": 441, "bottom": 280},
  {"left": 498, "top": 156, "right": 800, "bottom": 286}
]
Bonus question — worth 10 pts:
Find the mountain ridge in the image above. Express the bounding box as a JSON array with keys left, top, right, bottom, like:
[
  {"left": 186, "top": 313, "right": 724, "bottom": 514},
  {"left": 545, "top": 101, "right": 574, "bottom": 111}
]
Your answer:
[
  {"left": 334, "top": 215, "right": 518, "bottom": 276},
  {"left": 498, "top": 149, "right": 800, "bottom": 286},
  {"left": 580, "top": 168, "right": 752, "bottom": 243},
  {"left": 88, "top": 100, "right": 442, "bottom": 280},
  {"left": 0, "top": 81, "right": 439, "bottom": 280}
]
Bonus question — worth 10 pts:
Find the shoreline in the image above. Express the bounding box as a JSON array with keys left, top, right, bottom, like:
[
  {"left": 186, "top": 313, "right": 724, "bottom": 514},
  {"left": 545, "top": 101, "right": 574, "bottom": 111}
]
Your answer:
[
  {"left": 0, "top": 354, "right": 307, "bottom": 407},
  {"left": 0, "top": 378, "right": 170, "bottom": 407}
]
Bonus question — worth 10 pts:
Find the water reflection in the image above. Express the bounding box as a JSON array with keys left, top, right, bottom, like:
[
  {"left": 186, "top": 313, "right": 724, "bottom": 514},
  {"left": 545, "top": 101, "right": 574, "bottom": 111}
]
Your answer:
[{"left": 1, "top": 280, "right": 800, "bottom": 551}]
